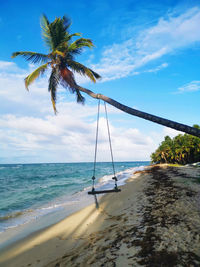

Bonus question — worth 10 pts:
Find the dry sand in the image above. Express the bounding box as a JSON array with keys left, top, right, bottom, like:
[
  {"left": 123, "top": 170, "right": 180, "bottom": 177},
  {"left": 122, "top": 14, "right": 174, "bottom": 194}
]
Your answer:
[{"left": 0, "top": 165, "right": 200, "bottom": 266}]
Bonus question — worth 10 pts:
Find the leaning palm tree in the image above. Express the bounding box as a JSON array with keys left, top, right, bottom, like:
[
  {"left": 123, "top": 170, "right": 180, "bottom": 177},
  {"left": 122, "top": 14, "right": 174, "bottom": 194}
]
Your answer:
[
  {"left": 12, "top": 15, "right": 200, "bottom": 138},
  {"left": 12, "top": 15, "right": 101, "bottom": 113}
]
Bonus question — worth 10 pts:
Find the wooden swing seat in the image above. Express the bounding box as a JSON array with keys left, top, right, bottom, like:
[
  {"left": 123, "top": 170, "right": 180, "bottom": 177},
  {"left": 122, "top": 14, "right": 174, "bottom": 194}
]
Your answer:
[{"left": 88, "top": 188, "right": 121, "bottom": 195}]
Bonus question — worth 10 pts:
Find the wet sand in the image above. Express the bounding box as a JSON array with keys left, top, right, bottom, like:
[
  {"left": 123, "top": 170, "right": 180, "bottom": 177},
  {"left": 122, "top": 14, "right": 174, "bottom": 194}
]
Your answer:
[{"left": 0, "top": 165, "right": 200, "bottom": 266}]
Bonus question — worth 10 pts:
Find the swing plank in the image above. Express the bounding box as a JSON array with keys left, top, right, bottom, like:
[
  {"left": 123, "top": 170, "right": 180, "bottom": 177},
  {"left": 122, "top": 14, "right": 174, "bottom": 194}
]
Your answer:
[{"left": 88, "top": 188, "right": 121, "bottom": 195}]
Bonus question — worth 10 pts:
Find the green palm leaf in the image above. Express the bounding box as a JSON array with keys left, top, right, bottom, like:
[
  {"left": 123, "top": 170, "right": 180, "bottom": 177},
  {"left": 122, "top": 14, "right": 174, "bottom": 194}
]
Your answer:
[
  {"left": 12, "top": 52, "right": 49, "bottom": 64},
  {"left": 66, "top": 32, "right": 82, "bottom": 40},
  {"left": 75, "top": 89, "right": 85, "bottom": 104},
  {"left": 41, "top": 14, "right": 53, "bottom": 50},
  {"left": 41, "top": 15, "right": 71, "bottom": 51},
  {"left": 56, "top": 33, "right": 82, "bottom": 52},
  {"left": 51, "top": 18, "right": 67, "bottom": 50},
  {"left": 68, "top": 38, "right": 94, "bottom": 55},
  {"left": 25, "top": 63, "right": 49, "bottom": 89},
  {"left": 68, "top": 60, "right": 101, "bottom": 82},
  {"left": 48, "top": 67, "right": 60, "bottom": 113}
]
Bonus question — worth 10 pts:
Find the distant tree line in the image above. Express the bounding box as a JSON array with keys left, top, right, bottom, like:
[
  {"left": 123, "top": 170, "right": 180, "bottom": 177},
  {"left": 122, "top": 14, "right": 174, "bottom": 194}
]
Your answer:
[{"left": 151, "top": 125, "right": 200, "bottom": 165}]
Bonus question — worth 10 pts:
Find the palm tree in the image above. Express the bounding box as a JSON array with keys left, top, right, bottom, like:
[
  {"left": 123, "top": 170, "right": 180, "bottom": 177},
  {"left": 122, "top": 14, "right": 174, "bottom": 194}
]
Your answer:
[
  {"left": 12, "top": 15, "right": 200, "bottom": 138},
  {"left": 151, "top": 127, "right": 200, "bottom": 164},
  {"left": 12, "top": 15, "right": 101, "bottom": 113}
]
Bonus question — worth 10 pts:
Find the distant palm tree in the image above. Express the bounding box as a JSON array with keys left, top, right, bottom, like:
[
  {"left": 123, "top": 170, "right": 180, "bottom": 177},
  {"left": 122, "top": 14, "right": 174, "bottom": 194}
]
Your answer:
[
  {"left": 12, "top": 15, "right": 200, "bottom": 138},
  {"left": 151, "top": 127, "right": 200, "bottom": 164},
  {"left": 12, "top": 15, "right": 101, "bottom": 113}
]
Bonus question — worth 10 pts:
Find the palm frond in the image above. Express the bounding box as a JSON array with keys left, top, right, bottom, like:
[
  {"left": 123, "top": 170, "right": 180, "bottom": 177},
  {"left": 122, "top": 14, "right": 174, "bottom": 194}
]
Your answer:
[
  {"left": 68, "top": 32, "right": 82, "bottom": 39},
  {"left": 48, "top": 67, "right": 60, "bottom": 114},
  {"left": 67, "top": 38, "right": 94, "bottom": 55},
  {"left": 67, "top": 60, "right": 101, "bottom": 83},
  {"left": 63, "top": 32, "right": 82, "bottom": 43},
  {"left": 41, "top": 14, "right": 50, "bottom": 26},
  {"left": 56, "top": 33, "right": 82, "bottom": 52},
  {"left": 48, "top": 67, "right": 60, "bottom": 92},
  {"left": 77, "top": 38, "right": 94, "bottom": 47},
  {"left": 40, "top": 14, "right": 53, "bottom": 50},
  {"left": 25, "top": 63, "right": 48, "bottom": 90},
  {"left": 89, "top": 69, "right": 101, "bottom": 79},
  {"left": 42, "top": 15, "right": 72, "bottom": 52},
  {"left": 75, "top": 89, "right": 85, "bottom": 104},
  {"left": 51, "top": 18, "right": 67, "bottom": 50},
  {"left": 12, "top": 51, "right": 49, "bottom": 64},
  {"left": 51, "top": 87, "right": 57, "bottom": 114}
]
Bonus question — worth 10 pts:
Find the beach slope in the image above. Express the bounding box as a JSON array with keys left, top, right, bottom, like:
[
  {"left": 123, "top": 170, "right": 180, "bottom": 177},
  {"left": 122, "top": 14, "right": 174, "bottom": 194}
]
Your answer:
[{"left": 0, "top": 165, "right": 200, "bottom": 266}]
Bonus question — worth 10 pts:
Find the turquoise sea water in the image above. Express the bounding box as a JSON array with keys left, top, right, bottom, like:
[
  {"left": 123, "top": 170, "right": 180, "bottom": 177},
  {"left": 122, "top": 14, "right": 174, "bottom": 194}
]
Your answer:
[{"left": 0, "top": 162, "right": 149, "bottom": 233}]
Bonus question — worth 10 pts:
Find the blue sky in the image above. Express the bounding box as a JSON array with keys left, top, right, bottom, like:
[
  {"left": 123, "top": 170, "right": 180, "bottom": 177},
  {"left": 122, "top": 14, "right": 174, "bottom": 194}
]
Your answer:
[{"left": 0, "top": 0, "right": 200, "bottom": 163}]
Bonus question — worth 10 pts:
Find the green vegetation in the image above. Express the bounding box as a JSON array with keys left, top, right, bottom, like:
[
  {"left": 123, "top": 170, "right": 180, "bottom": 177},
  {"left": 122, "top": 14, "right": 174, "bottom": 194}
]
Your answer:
[
  {"left": 151, "top": 125, "right": 200, "bottom": 165},
  {"left": 12, "top": 15, "right": 101, "bottom": 113}
]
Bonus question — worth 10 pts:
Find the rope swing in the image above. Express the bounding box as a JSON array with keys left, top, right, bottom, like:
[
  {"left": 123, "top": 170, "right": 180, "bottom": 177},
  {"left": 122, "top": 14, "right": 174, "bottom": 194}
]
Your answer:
[{"left": 88, "top": 99, "right": 121, "bottom": 195}]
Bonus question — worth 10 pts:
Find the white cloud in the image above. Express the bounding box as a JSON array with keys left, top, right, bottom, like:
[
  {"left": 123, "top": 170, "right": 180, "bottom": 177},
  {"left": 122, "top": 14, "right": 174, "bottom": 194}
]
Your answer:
[
  {"left": 0, "top": 61, "right": 26, "bottom": 73},
  {"left": 136, "top": 7, "right": 200, "bottom": 52},
  {"left": 0, "top": 115, "right": 62, "bottom": 136},
  {"left": 145, "top": 63, "right": 168, "bottom": 73},
  {"left": 162, "top": 127, "right": 181, "bottom": 138},
  {"left": 0, "top": 60, "right": 182, "bottom": 163},
  {"left": 0, "top": 61, "right": 15, "bottom": 69},
  {"left": 0, "top": 60, "right": 126, "bottom": 117},
  {"left": 0, "top": 110, "right": 157, "bottom": 163},
  {"left": 90, "top": 7, "right": 200, "bottom": 82},
  {"left": 150, "top": 126, "right": 182, "bottom": 150},
  {"left": 0, "top": 62, "right": 48, "bottom": 106},
  {"left": 177, "top": 80, "right": 200, "bottom": 93}
]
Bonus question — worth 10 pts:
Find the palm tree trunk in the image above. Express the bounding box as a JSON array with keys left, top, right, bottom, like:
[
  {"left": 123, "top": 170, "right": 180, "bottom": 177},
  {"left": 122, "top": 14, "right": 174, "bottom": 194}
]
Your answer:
[{"left": 77, "top": 85, "right": 200, "bottom": 138}]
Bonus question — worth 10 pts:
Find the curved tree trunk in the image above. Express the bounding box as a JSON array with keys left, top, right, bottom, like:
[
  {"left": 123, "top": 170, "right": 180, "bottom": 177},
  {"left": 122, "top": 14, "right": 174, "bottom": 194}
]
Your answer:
[{"left": 77, "top": 85, "right": 200, "bottom": 138}]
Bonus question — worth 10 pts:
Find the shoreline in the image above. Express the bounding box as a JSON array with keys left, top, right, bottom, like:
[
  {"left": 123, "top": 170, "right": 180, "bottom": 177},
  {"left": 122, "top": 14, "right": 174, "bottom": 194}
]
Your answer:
[
  {"left": 0, "top": 164, "right": 148, "bottom": 249},
  {"left": 0, "top": 164, "right": 200, "bottom": 266}
]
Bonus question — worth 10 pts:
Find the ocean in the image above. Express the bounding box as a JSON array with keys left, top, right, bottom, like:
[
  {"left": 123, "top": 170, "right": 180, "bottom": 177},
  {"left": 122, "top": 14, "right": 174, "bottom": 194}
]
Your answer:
[{"left": 0, "top": 162, "right": 149, "bottom": 235}]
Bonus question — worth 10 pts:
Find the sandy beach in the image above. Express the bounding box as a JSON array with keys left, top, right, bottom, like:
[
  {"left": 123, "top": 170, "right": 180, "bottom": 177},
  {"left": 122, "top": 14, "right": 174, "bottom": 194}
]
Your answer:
[{"left": 0, "top": 164, "right": 200, "bottom": 266}]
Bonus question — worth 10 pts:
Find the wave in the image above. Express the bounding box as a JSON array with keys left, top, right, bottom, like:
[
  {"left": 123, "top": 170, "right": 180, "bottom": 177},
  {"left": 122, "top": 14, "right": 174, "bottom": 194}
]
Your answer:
[
  {"left": 0, "top": 166, "right": 22, "bottom": 170},
  {"left": 98, "top": 165, "right": 146, "bottom": 185},
  {"left": 84, "top": 165, "right": 148, "bottom": 194},
  {"left": 0, "top": 162, "right": 150, "bottom": 233},
  {"left": 39, "top": 200, "right": 79, "bottom": 211},
  {"left": 0, "top": 209, "right": 33, "bottom": 222}
]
